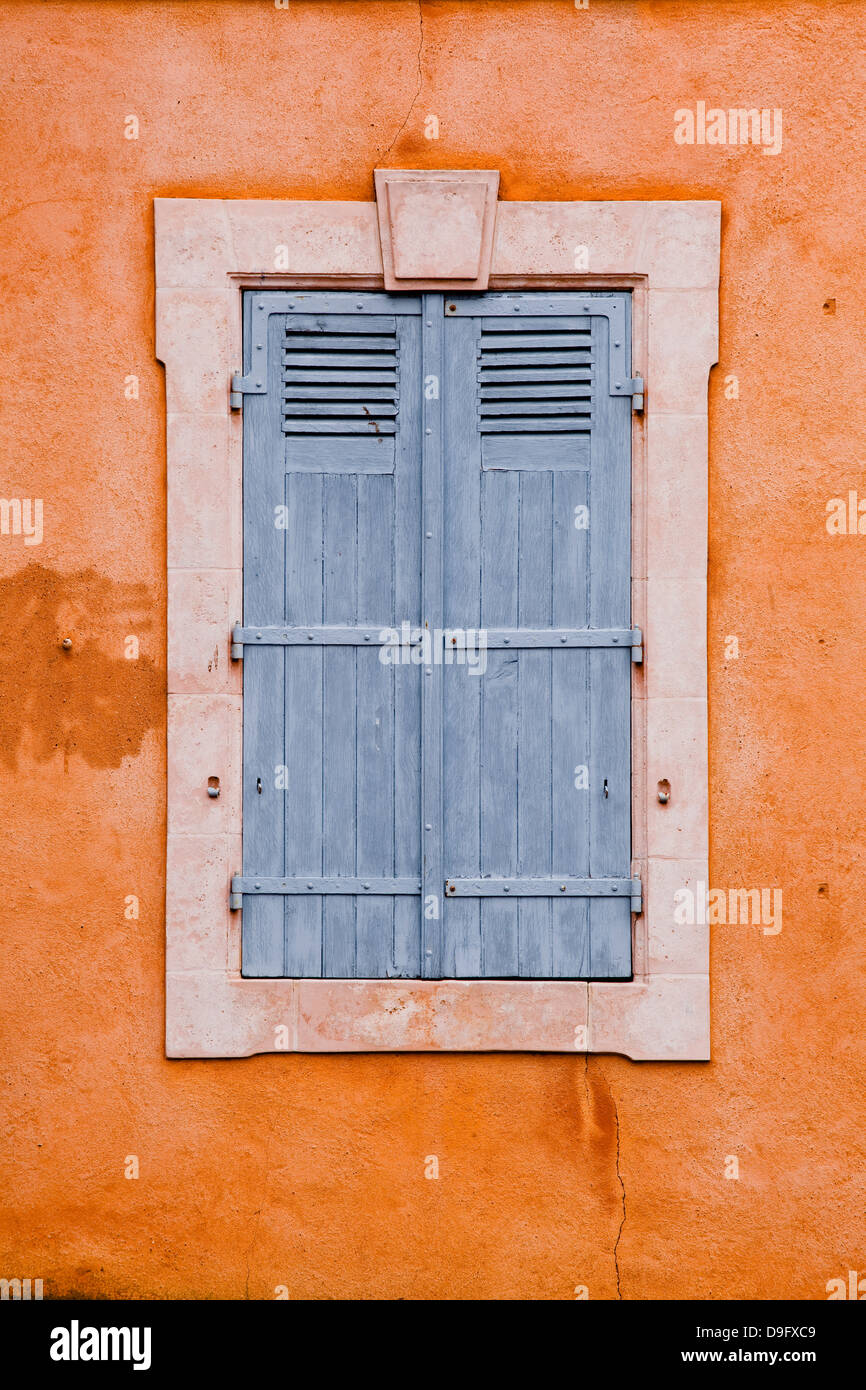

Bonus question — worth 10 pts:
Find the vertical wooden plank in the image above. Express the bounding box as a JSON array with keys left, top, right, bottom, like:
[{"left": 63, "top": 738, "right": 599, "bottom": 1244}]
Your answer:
[
  {"left": 516, "top": 470, "right": 553, "bottom": 976},
  {"left": 322, "top": 472, "right": 357, "bottom": 977},
  {"left": 588, "top": 646, "right": 632, "bottom": 976},
  {"left": 551, "top": 468, "right": 590, "bottom": 976},
  {"left": 355, "top": 470, "right": 396, "bottom": 976},
  {"left": 553, "top": 469, "right": 590, "bottom": 629},
  {"left": 441, "top": 313, "right": 482, "bottom": 977},
  {"left": 393, "top": 314, "right": 423, "bottom": 977},
  {"left": 588, "top": 302, "right": 632, "bottom": 978},
  {"left": 242, "top": 304, "right": 287, "bottom": 976},
  {"left": 480, "top": 468, "right": 519, "bottom": 975},
  {"left": 283, "top": 470, "right": 324, "bottom": 976},
  {"left": 551, "top": 650, "right": 590, "bottom": 975},
  {"left": 421, "top": 294, "right": 444, "bottom": 978}
]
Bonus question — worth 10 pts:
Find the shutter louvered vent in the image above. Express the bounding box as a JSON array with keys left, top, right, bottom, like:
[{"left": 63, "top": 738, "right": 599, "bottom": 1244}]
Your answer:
[
  {"left": 477, "top": 315, "right": 593, "bottom": 470},
  {"left": 282, "top": 316, "right": 398, "bottom": 436}
]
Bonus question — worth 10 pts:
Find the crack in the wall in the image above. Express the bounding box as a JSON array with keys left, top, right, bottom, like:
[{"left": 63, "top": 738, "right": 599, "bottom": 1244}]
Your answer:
[
  {"left": 586, "top": 1057, "right": 627, "bottom": 1300},
  {"left": 381, "top": 2, "right": 424, "bottom": 159},
  {"left": 608, "top": 1076, "right": 627, "bottom": 1300},
  {"left": 243, "top": 1212, "right": 261, "bottom": 1301}
]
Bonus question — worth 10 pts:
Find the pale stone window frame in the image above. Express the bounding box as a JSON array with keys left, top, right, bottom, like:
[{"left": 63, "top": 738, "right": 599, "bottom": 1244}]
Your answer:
[{"left": 156, "top": 194, "right": 718, "bottom": 1059}]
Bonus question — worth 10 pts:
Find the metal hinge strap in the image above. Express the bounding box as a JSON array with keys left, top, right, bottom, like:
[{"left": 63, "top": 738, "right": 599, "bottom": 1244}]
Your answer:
[
  {"left": 231, "top": 875, "right": 421, "bottom": 909},
  {"left": 476, "top": 627, "right": 642, "bottom": 653},
  {"left": 230, "top": 371, "right": 267, "bottom": 411},
  {"left": 232, "top": 623, "right": 643, "bottom": 659},
  {"left": 444, "top": 876, "right": 642, "bottom": 914},
  {"left": 231, "top": 623, "right": 391, "bottom": 657}
]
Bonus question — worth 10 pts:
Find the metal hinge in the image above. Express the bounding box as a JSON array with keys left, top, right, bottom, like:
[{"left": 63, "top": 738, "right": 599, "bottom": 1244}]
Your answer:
[
  {"left": 627, "top": 377, "right": 645, "bottom": 412},
  {"left": 630, "top": 627, "right": 643, "bottom": 664},
  {"left": 230, "top": 371, "right": 267, "bottom": 411}
]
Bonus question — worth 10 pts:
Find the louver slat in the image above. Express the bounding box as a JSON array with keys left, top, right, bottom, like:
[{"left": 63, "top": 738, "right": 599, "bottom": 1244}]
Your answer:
[
  {"left": 481, "top": 419, "right": 592, "bottom": 434},
  {"left": 478, "top": 351, "right": 590, "bottom": 368},
  {"left": 283, "top": 385, "right": 397, "bottom": 401},
  {"left": 476, "top": 316, "right": 594, "bottom": 470},
  {"left": 283, "top": 403, "right": 399, "bottom": 418},
  {"left": 480, "top": 384, "right": 592, "bottom": 400},
  {"left": 479, "top": 332, "right": 592, "bottom": 350},
  {"left": 479, "top": 401, "right": 592, "bottom": 417},
  {"left": 283, "top": 352, "right": 397, "bottom": 369},
  {"left": 282, "top": 316, "right": 400, "bottom": 461},
  {"left": 478, "top": 366, "right": 593, "bottom": 384},
  {"left": 283, "top": 334, "right": 398, "bottom": 351}
]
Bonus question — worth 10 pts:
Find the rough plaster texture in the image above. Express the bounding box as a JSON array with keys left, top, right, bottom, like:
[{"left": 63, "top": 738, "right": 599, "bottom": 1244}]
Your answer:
[{"left": 2, "top": 0, "right": 865, "bottom": 1300}]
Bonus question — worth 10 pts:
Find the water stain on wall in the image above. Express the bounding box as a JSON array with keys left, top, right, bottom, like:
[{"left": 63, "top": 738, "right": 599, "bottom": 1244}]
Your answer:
[{"left": 0, "top": 565, "right": 163, "bottom": 769}]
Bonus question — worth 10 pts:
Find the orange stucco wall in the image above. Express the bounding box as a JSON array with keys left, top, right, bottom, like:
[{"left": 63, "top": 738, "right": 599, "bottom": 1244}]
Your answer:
[{"left": 2, "top": 0, "right": 864, "bottom": 1300}]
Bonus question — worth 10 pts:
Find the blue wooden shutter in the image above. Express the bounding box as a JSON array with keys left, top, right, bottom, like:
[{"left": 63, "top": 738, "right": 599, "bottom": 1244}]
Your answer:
[
  {"left": 439, "top": 293, "right": 637, "bottom": 978},
  {"left": 237, "top": 292, "right": 424, "bottom": 978},
  {"left": 235, "top": 290, "right": 636, "bottom": 981}
]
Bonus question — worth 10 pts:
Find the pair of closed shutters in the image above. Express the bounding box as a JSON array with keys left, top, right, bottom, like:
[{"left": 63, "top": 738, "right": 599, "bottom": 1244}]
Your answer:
[{"left": 233, "top": 290, "right": 638, "bottom": 980}]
